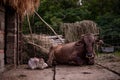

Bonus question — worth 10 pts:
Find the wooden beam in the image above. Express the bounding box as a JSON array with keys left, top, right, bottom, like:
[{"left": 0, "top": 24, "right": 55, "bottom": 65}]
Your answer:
[
  {"left": 27, "top": 41, "right": 49, "bottom": 55},
  {"left": 34, "top": 11, "right": 64, "bottom": 44}
]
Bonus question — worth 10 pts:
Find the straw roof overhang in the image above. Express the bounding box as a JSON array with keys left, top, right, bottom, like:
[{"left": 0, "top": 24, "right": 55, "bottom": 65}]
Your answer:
[{"left": 0, "top": 0, "right": 40, "bottom": 16}]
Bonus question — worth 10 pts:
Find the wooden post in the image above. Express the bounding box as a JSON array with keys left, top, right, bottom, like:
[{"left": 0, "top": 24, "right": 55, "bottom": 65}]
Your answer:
[
  {"left": 5, "top": 6, "right": 17, "bottom": 68},
  {"left": 17, "top": 14, "right": 20, "bottom": 65}
]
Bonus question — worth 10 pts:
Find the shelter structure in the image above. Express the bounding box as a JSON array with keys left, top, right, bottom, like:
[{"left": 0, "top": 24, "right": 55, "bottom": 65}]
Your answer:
[{"left": 0, "top": 0, "right": 40, "bottom": 72}]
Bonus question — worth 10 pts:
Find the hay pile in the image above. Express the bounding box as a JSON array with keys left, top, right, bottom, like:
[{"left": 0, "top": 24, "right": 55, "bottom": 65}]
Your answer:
[
  {"left": 21, "top": 34, "right": 51, "bottom": 63},
  {"left": 61, "top": 20, "right": 99, "bottom": 42},
  {"left": 25, "top": 34, "right": 53, "bottom": 50},
  {"left": 1, "top": 0, "right": 40, "bottom": 16},
  {"left": 22, "top": 34, "right": 64, "bottom": 63}
]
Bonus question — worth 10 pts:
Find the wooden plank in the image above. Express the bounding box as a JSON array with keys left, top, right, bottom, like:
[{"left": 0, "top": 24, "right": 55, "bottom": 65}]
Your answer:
[
  {"left": 0, "top": 6, "right": 4, "bottom": 73},
  {"left": 0, "top": 53, "right": 4, "bottom": 72}
]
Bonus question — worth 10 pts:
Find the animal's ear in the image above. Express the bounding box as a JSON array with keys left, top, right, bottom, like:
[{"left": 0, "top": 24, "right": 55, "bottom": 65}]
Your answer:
[
  {"left": 94, "top": 35, "right": 104, "bottom": 45},
  {"left": 81, "top": 34, "right": 84, "bottom": 38},
  {"left": 96, "top": 39, "right": 104, "bottom": 45},
  {"left": 80, "top": 34, "right": 85, "bottom": 42},
  {"left": 93, "top": 33, "right": 99, "bottom": 36},
  {"left": 75, "top": 41, "right": 82, "bottom": 46},
  {"left": 75, "top": 35, "right": 85, "bottom": 46}
]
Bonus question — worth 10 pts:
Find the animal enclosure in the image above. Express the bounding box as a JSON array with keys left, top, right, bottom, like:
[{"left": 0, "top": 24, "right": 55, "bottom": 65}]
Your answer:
[{"left": 22, "top": 20, "right": 99, "bottom": 63}]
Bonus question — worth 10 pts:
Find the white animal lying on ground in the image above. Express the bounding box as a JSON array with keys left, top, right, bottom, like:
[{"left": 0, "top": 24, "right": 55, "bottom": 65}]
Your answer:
[{"left": 28, "top": 57, "right": 48, "bottom": 70}]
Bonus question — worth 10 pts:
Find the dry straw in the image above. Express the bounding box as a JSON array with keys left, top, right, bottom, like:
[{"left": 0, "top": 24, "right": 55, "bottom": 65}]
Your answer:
[
  {"left": 25, "top": 34, "right": 52, "bottom": 50},
  {"left": 1, "top": 0, "right": 40, "bottom": 16},
  {"left": 61, "top": 20, "right": 99, "bottom": 42}
]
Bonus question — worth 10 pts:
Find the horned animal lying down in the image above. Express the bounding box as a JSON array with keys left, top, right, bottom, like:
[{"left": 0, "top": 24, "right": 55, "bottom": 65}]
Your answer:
[{"left": 47, "top": 33, "right": 103, "bottom": 66}]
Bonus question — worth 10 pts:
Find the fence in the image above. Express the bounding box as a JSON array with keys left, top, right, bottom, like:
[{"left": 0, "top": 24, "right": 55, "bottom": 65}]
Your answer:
[{"left": 102, "top": 34, "right": 120, "bottom": 51}]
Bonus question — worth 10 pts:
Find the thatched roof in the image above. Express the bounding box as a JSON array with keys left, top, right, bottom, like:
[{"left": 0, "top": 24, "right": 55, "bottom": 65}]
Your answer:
[{"left": 0, "top": 0, "right": 40, "bottom": 16}]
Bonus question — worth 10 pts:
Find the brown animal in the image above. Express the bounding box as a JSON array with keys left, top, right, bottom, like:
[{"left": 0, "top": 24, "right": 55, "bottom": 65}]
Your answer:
[{"left": 47, "top": 33, "right": 101, "bottom": 66}]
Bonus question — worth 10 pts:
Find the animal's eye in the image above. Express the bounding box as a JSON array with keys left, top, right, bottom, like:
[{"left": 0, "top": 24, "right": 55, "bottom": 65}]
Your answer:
[{"left": 92, "top": 43, "right": 95, "bottom": 46}]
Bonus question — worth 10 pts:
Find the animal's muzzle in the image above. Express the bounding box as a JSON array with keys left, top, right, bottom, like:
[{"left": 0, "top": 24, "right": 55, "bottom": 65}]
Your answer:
[
  {"left": 86, "top": 53, "right": 95, "bottom": 65},
  {"left": 86, "top": 53, "right": 94, "bottom": 59}
]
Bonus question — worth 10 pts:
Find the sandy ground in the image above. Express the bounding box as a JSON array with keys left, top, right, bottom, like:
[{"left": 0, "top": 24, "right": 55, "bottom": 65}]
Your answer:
[{"left": 0, "top": 54, "right": 120, "bottom": 80}]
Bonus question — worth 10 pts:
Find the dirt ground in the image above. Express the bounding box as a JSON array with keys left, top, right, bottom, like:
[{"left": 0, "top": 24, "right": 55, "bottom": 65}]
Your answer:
[
  {"left": 0, "top": 53, "right": 120, "bottom": 80},
  {"left": 96, "top": 53, "right": 120, "bottom": 74}
]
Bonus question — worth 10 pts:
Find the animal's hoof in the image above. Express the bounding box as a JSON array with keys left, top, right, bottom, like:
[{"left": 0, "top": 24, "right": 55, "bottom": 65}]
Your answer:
[
  {"left": 47, "top": 63, "right": 53, "bottom": 67},
  {"left": 88, "top": 62, "right": 94, "bottom": 65},
  {"left": 47, "top": 64, "right": 51, "bottom": 67}
]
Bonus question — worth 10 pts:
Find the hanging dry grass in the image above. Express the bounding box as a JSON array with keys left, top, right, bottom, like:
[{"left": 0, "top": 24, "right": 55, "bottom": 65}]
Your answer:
[
  {"left": 1, "top": 0, "right": 40, "bottom": 16},
  {"left": 61, "top": 20, "right": 99, "bottom": 42}
]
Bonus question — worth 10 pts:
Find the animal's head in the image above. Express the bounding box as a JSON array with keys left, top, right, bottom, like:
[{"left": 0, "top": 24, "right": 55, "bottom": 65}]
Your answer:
[{"left": 81, "top": 33, "right": 103, "bottom": 65}]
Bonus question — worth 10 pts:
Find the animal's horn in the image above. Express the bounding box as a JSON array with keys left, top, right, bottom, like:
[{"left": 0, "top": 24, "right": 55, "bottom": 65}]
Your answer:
[
  {"left": 81, "top": 34, "right": 85, "bottom": 37},
  {"left": 93, "top": 33, "right": 99, "bottom": 36}
]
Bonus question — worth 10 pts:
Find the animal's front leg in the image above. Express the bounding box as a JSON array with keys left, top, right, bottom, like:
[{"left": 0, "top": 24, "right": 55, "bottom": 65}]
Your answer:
[
  {"left": 47, "top": 50, "right": 54, "bottom": 67},
  {"left": 75, "top": 57, "right": 85, "bottom": 65},
  {"left": 69, "top": 52, "right": 83, "bottom": 65},
  {"left": 70, "top": 57, "right": 84, "bottom": 66},
  {"left": 69, "top": 53, "right": 84, "bottom": 66}
]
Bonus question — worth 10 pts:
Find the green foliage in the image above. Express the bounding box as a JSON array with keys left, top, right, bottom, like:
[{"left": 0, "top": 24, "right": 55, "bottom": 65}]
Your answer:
[
  {"left": 22, "top": 0, "right": 120, "bottom": 46},
  {"left": 95, "top": 13, "right": 120, "bottom": 45},
  {"left": 23, "top": 0, "right": 91, "bottom": 34},
  {"left": 22, "top": 17, "right": 30, "bottom": 34}
]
